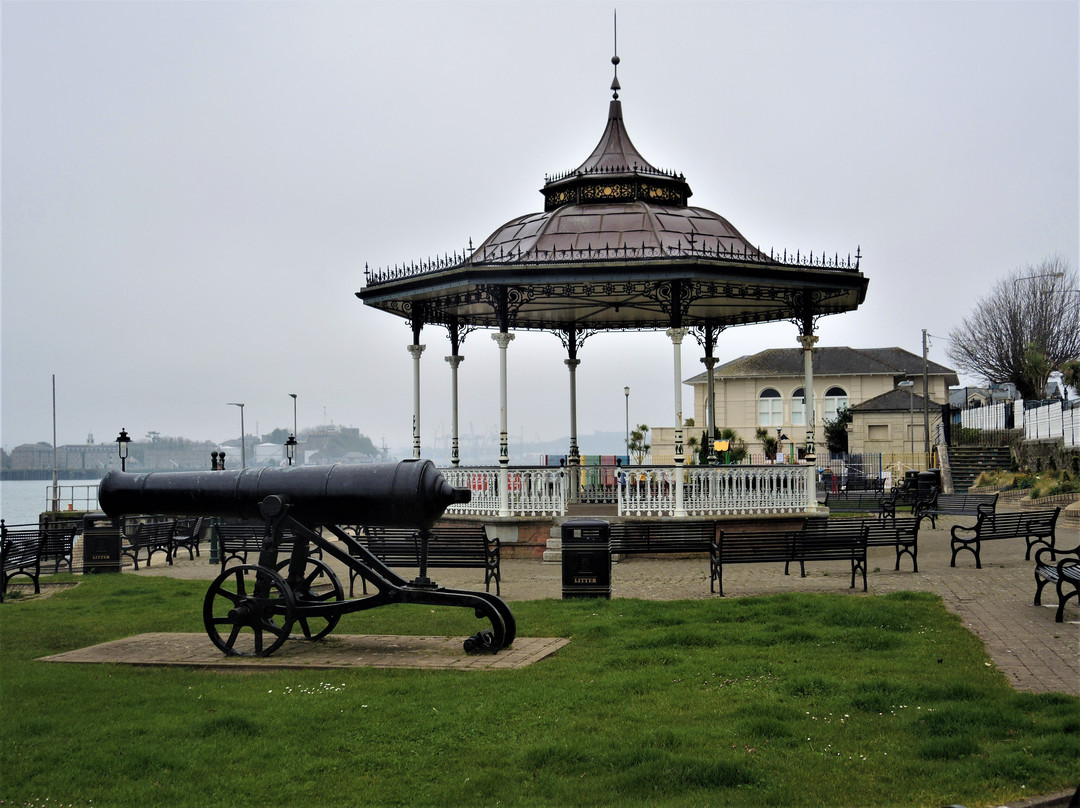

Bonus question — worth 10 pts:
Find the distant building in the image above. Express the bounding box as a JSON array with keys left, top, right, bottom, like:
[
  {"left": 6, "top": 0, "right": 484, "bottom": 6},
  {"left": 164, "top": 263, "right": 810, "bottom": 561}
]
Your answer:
[{"left": 665, "top": 346, "right": 959, "bottom": 459}]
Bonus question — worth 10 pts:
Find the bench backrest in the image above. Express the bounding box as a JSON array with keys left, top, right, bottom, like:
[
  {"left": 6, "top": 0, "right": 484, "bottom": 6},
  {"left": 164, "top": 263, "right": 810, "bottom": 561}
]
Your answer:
[
  {"left": 976, "top": 508, "right": 1059, "bottom": 537},
  {"left": 609, "top": 521, "right": 715, "bottom": 552},
  {"left": 134, "top": 521, "right": 176, "bottom": 542},
  {"left": 1, "top": 530, "right": 44, "bottom": 571},
  {"left": 716, "top": 530, "right": 800, "bottom": 563}
]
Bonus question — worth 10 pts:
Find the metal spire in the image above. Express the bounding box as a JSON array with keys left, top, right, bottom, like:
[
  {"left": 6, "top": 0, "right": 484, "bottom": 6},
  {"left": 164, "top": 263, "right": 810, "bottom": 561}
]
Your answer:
[{"left": 611, "top": 10, "right": 620, "bottom": 99}]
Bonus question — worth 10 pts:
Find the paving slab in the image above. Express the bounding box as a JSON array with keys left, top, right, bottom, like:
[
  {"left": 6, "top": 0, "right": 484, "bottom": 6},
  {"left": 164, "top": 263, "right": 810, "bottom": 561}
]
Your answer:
[{"left": 39, "top": 632, "right": 569, "bottom": 671}]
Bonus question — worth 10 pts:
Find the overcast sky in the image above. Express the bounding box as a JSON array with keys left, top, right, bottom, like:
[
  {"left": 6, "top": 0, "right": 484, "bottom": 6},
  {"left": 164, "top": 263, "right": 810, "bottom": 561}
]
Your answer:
[{"left": 3, "top": 1, "right": 1077, "bottom": 459}]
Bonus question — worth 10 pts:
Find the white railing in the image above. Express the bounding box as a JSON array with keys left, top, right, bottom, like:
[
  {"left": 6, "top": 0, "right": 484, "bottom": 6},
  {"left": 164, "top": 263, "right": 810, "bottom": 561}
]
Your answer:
[
  {"left": 619, "top": 465, "right": 812, "bottom": 517},
  {"left": 45, "top": 483, "right": 100, "bottom": 513},
  {"left": 442, "top": 464, "right": 814, "bottom": 519},
  {"left": 441, "top": 467, "right": 568, "bottom": 517}
]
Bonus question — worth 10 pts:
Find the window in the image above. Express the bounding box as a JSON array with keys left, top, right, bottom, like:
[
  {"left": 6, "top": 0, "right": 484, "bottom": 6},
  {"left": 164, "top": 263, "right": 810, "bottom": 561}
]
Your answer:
[
  {"left": 791, "top": 388, "right": 805, "bottom": 426},
  {"left": 824, "top": 386, "right": 849, "bottom": 422},
  {"left": 758, "top": 388, "right": 783, "bottom": 426}
]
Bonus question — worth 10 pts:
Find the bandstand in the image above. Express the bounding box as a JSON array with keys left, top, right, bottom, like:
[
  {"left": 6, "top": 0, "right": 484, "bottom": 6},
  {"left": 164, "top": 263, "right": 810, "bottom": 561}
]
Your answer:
[{"left": 357, "top": 54, "right": 868, "bottom": 552}]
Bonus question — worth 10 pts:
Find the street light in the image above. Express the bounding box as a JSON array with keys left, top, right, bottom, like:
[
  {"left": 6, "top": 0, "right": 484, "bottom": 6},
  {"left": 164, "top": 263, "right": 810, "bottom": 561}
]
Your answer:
[
  {"left": 897, "top": 380, "right": 915, "bottom": 456},
  {"left": 289, "top": 393, "right": 298, "bottom": 440},
  {"left": 285, "top": 434, "right": 297, "bottom": 466},
  {"left": 228, "top": 402, "right": 246, "bottom": 469},
  {"left": 624, "top": 386, "right": 630, "bottom": 460},
  {"left": 115, "top": 428, "right": 131, "bottom": 472}
]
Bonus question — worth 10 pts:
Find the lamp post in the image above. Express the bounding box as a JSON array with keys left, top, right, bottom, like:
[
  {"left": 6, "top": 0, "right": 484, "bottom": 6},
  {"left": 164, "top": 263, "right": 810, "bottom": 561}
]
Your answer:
[
  {"left": 897, "top": 380, "right": 915, "bottom": 457},
  {"left": 115, "top": 428, "right": 131, "bottom": 472},
  {"left": 285, "top": 434, "right": 297, "bottom": 466},
  {"left": 624, "top": 386, "right": 630, "bottom": 460},
  {"left": 228, "top": 402, "right": 246, "bottom": 469},
  {"left": 289, "top": 393, "right": 298, "bottom": 438}
]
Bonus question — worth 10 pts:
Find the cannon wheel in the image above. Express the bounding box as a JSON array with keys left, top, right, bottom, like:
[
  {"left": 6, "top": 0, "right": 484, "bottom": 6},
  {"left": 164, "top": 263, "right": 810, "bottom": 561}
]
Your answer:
[
  {"left": 274, "top": 557, "right": 344, "bottom": 641},
  {"left": 203, "top": 564, "right": 296, "bottom": 657}
]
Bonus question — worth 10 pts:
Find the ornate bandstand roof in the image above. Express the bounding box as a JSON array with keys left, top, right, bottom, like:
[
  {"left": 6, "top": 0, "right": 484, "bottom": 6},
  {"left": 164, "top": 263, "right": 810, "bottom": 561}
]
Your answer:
[{"left": 358, "top": 58, "right": 868, "bottom": 336}]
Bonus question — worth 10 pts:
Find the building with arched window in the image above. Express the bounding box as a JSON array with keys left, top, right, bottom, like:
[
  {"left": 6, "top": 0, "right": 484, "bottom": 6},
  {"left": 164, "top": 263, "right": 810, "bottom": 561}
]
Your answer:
[{"left": 681, "top": 346, "right": 958, "bottom": 458}]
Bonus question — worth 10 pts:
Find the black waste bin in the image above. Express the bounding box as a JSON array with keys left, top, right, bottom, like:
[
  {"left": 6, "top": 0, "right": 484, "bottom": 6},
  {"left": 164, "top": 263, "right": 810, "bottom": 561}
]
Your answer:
[
  {"left": 82, "top": 512, "right": 122, "bottom": 574},
  {"left": 917, "top": 470, "right": 941, "bottom": 497},
  {"left": 561, "top": 518, "right": 611, "bottom": 599}
]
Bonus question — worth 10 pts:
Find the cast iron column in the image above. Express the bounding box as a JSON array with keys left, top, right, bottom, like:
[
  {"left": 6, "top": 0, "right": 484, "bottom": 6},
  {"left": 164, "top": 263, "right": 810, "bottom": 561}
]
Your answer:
[
  {"left": 798, "top": 332, "right": 819, "bottom": 509},
  {"left": 493, "top": 331, "right": 515, "bottom": 517},
  {"left": 668, "top": 327, "right": 688, "bottom": 517},
  {"left": 702, "top": 355, "right": 719, "bottom": 464},
  {"left": 407, "top": 343, "right": 425, "bottom": 459},
  {"left": 445, "top": 355, "right": 464, "bottom": 466}
]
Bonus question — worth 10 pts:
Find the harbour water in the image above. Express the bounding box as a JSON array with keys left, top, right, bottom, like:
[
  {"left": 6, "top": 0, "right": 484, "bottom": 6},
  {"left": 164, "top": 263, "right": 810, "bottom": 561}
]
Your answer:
[{"left": 0, "top": 478, "right": 101, "bottom": 526}]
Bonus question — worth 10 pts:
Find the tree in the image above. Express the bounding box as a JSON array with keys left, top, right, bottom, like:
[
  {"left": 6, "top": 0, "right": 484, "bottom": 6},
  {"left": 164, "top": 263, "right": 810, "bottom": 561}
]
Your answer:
[
  {"left": 755, "top": 428, "right": 778, "bottom": 461},
  {"left": 627, "top": 424, "right": 650, "bottom": 464},
  {"left": 946, "top": 256, "right": 1080, "bottom": 400},
  {"left": 823, "top": 406, "right": 852, "bottom": 453},
  {"left": 1061, "top": 358, "right": 1080, "bottom": 396}
]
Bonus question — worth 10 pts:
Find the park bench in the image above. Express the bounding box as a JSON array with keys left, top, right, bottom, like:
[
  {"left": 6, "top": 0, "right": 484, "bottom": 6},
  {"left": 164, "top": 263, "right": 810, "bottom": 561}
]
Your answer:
[
  {"left": 170, "top": 517, "right": 205, "bottom": 560},
  {"left": 0, "top": 523, "right": 46, "bottom": 603},
  {"left": 355, "top": 524, "right": 500, "bottom": 595},
  {"left": 216, "top": 523, "right": 319, "bottom": 571},
  {"left": 1033, "top": 541, "right": 1080, "bottom": 623},
  {"left": 843, "top": 475, "right": 886, "bottom": 493},
  {"left": 609, "top": 521, "right": 716, "bottom": 556},
  {"left": 41, "top": 522, "right": 78, "bottom": 573},
  {"left": 823, "top": 490, "right": 887, "bottom": 518},
  {"left": 121, "top": 519, "right": 176, "bottom": 569},
  {"left": 709, "top": 524, "right": 867, "bottom": 596},
  {"left": 949, "top": 507, "right": 1060, "bottom": 568},
  {"left": 915, "top": 491, "right": 998, "bottom": 529},
  {"left": 807, "top": 516, "right": 919, "bottom": 572}
]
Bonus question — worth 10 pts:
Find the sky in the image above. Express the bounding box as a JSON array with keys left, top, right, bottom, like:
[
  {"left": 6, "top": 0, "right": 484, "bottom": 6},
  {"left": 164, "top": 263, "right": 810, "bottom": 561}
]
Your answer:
[{"left": 2, "top": 1, "right": 1077, "bottom": 460}]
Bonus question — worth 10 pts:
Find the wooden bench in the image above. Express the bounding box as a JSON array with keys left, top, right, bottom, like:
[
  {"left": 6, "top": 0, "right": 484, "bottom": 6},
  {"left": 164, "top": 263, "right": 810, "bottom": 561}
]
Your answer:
[
  {"left": 709, "top": 525, "right": 867, "bottom": 596},
  {"left": 171, "top": 517, "right": 205, "bottom": 561},
  {"left": 949, "top": 507, "right": 1060, "bottom": 568},
  {"left": 357, "top": 524, "right": 500, "bottom": 595},
  {"left": 915, "top": 491, "right": 998, "bottom": 529},
  {"left": 121, "top": 520, "right": 175, "bottom": 569},
  {"left": 823, "top": 490, "right": 887, "bottom": 518},
  {"left": 843, "top": 476, "right": 886, "bottom": 493},
  {"left": 807, "top": 516, "right": 919, "bottom": 572},
  {"left": 41, "top": 522, "right": 78, "bottom": 574},
  {"left": 1, "top": 523, "right": 46, "bottom": 603},
  {"left": 215, "top": 524, "right": 319, "bottom": 571},
  {"left": 608, "top": 521, "right": 716, "bottom": 556},
  {"left": 1033, "top": 541, "right": 1080, "bottom": 623}
]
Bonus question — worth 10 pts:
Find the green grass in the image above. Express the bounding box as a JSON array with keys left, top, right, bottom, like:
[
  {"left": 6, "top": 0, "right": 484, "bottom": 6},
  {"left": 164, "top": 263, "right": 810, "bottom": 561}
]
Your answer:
[{"left": 2, "top": 575, "right": 1078, "bottom": 807}]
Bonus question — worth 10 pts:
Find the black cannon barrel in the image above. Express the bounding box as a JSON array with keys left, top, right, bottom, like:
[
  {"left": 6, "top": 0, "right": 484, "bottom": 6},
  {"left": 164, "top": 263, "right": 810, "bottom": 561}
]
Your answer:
[{"left": 98, "top": 460, "right": 470, "bottom": 529}]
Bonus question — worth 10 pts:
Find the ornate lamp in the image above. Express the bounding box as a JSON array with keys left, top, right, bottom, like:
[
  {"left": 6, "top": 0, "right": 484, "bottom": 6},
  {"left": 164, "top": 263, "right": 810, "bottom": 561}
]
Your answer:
[
  {"left": 285, "top": 434, "right": 298, "bottom": 466},
  {"left": 116, "top": 428, "right": 131, "bottom": 472}
]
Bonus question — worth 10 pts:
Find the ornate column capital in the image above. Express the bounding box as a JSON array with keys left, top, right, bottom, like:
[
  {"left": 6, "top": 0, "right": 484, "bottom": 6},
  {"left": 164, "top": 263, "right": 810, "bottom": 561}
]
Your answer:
[
  {"left": 491, "top": 332, "right": 515, "bottom": 349},
  {"left": 444, "top": 355, "right": 465, "bottom": 369},
  {"left": 564, "top": 358, "right": 581, "bottom": 370},
  {"left": 407, "top": 344, "right": 426, "bottom": 359},
  {"left": 797, "top": 334, "right": 819, "bottom": 351},
  {"left": 700, "top": 356, "right": 719, "bottom": 369},
  {"left": 666, "top": 327, "right": 688, "bottom": 345}
]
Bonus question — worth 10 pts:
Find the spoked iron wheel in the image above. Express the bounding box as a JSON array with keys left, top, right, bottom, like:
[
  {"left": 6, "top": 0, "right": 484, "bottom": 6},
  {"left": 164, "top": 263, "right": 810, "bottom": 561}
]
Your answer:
[
  {"left": 203, "top": 564, "right": 296, "bottom": 656},
  {"left": 274, "top": 557, "right": 344, "bottom": 641}
]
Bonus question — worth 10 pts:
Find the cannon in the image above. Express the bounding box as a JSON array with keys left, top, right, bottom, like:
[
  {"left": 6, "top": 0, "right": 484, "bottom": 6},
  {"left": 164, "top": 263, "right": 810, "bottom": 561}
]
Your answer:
[{"left": 99, "top": 460, "right": 516, "bottom": 657}]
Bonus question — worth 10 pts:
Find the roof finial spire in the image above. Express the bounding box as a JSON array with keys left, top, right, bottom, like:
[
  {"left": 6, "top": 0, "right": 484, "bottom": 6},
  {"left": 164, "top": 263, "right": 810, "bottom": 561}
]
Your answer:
[{"left": 610, "top": 9, "right": 621, "bottom": 99}]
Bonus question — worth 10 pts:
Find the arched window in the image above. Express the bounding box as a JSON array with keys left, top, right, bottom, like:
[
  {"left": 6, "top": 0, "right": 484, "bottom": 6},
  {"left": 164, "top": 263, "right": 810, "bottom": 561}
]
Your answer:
[
  {"left": 758, "top": 388, "right": 783, "bottom": 427},
  {"left": 824, "top": 386, "right": 849, "bottom": 422},
  {"left": 791, "top": 388, "right": 805, "bottom": 426}
]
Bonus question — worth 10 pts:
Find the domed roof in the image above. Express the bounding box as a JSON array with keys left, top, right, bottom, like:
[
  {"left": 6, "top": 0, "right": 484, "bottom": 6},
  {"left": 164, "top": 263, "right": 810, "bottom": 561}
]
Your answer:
[{"left": 470, "top": 94, "right": 765, "bottom": 263}]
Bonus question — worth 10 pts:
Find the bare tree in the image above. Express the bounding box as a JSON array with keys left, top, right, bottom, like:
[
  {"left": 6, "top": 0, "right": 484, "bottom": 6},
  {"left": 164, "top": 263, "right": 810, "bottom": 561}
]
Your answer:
[{"left": 946, "top": 256, "right": 1080, "bottom": 399}]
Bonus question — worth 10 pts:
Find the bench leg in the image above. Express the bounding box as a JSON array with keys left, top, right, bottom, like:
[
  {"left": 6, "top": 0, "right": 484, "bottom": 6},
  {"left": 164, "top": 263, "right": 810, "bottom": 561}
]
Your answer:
[
  {"left": 1033, "top": 571, "right": 1051, "bottom": 606},
  {"left": 1055, "top": 579, "right": 1078, "bottom": 623}
]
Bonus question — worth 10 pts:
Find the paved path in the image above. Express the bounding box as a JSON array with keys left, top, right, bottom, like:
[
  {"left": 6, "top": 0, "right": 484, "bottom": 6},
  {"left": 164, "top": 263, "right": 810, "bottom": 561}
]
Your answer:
[{"left": 131, "top": 515, "right": 1079, "bottom": 695}]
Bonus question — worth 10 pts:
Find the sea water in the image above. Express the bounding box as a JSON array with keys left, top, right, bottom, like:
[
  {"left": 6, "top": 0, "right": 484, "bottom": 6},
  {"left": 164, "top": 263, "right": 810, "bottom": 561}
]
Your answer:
[{"left": 0, "top": 478, "right": 101, "bottom": 526}]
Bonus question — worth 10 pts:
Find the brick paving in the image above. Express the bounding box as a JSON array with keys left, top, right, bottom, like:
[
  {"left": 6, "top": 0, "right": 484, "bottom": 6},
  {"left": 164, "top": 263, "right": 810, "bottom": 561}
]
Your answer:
[{"left": 46, "top": 515, "right": 1080, "bottom": 693}]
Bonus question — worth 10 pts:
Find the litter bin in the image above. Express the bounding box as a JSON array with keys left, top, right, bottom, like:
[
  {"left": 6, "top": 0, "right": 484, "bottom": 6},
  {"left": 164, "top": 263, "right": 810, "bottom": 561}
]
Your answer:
[
  {"left": 82, "top": 512, "right": 122, "bottom": 574},
  {"left": 917, "top": 470, "right": 940, "bottom": 497},
  {"left": 561, "top": 518, "right": 611, "bottom": 599}
]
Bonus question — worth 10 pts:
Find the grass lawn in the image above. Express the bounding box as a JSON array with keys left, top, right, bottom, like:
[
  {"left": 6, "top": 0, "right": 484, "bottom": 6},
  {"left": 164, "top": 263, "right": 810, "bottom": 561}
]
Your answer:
[{"left": 1, "top": 574, "right": 1078, "bottom": 807}]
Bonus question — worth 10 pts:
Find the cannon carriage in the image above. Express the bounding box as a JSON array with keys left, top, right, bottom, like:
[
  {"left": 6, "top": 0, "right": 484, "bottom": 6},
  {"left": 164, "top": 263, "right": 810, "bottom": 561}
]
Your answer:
[{"left": 99, "top": 460, "right": 515, "bottom": 657}]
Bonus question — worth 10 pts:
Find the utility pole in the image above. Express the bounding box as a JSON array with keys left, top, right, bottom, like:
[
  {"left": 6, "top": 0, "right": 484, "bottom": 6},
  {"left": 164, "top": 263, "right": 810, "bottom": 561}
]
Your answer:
[{"left": 922, "top": 329, "right": 931, "bottom": 459}]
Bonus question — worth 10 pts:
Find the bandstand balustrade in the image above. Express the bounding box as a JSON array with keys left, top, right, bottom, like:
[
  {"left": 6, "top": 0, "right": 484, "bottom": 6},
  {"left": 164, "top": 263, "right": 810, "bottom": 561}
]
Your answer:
[{"left": 440, "top": 464, "right": 814, "bottom": 519}]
